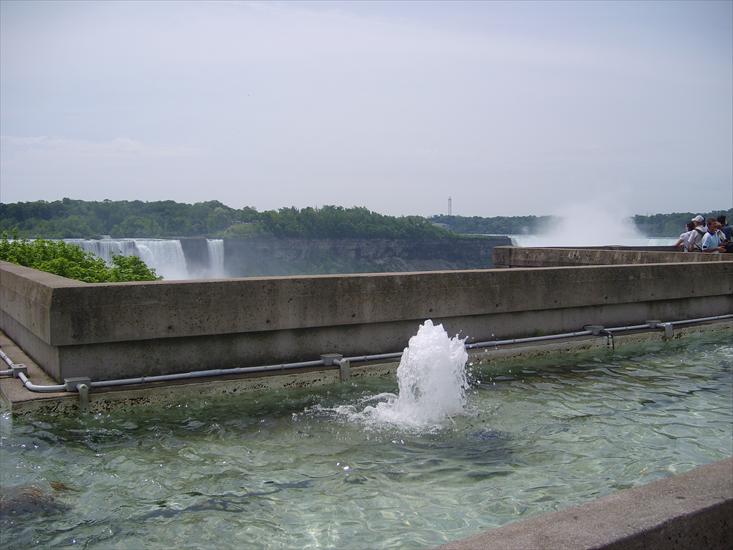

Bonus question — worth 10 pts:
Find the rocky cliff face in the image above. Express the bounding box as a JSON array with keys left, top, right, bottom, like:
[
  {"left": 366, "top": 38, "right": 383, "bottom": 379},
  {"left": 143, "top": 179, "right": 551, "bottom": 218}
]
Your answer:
[{"left": 213, "top": 236, "right": 510, "bottom": 277}]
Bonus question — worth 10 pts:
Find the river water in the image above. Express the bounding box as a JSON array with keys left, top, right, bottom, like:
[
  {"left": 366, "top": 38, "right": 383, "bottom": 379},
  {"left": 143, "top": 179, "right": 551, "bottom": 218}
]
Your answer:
[{"left": 1, "top": 331, "right": 731, "bottom": 549}]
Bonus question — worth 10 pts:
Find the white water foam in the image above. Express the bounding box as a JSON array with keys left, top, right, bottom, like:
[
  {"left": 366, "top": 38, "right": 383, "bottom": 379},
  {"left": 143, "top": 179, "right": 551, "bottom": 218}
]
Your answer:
[
  {"left": 66, "top": 238, "right": 189, "bottom": 279},
  {"left": 206, "top": 239, "right": 226, "bottom": 277},
  {"left": 134, "top": 239, "right": 188, "bottom": 280},
  {"left": 65, "top": 238, "right": 138, "bottom": 263},
  {"left": 323, "top": 320, "right": 470, "bottom": 431}
]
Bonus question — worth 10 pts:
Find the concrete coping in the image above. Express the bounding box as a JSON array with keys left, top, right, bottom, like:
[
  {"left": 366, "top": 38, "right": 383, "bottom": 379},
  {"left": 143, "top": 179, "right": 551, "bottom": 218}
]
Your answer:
[{"left": 438, "top": 457, "right": 733, "bottom": 550}]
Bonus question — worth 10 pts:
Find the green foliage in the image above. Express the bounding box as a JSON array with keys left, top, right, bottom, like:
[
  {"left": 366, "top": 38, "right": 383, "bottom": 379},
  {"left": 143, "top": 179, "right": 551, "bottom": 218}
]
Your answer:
[
  {"left": 633, "top": 209, "right": 733, "bottom": 237},
  {"left": 0, "top": 199, "right": 244, "bottom": 239},
  {"left": 256, "top": 206, "right": 452, "bottom": 239},
  {"left": 5, "top": 198, "right": 726, "bottom": 239},
  {"left": 0, "top": 236, "right": 160, "bottom": 283},
  {"left": 219, "top": 223, "right": 264, "bottom": 238},
  {"left": 429, "top": 214, "right": 555, "bottom": 235},
  {"left": 107, "top": 255, "right": 162, "bottom": 282},
  {"left": 0, "top": 200, "right": 454, "bottom": 240}
]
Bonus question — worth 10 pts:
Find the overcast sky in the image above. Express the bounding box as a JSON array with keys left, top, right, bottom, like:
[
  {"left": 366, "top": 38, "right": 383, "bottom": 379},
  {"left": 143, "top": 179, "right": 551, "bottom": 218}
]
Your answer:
[{"left": 1, "top": 0, "right": 731, "bottom": 217}]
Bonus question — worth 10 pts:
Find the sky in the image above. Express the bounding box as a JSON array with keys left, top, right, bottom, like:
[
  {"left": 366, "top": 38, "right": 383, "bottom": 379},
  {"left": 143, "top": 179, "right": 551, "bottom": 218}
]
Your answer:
[{"left": 1, "top": 0, "right": 731, "bottom": 217}]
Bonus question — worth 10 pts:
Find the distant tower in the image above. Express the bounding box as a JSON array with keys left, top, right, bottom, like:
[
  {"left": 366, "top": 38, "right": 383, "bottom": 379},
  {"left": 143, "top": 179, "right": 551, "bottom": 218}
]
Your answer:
[{"left": 448, "top": 196, "right": 452, "bottom": 216}]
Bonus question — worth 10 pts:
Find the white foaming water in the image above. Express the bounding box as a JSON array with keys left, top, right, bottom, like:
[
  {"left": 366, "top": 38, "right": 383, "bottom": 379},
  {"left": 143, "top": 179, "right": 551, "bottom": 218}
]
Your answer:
[
  {"left": 133, "top": 239, "right": 188, "bottom": 279},
  {"left": 206, "top": 239, "right": 226, "bottom": 277},
  {"left": 326, "top": 320, "right": 469, "bottom": 430},
  {"left": 66, "top": 238, "right": 189, "bottom": 279},
  {"left": 65, "top": 239, "right": 138, "bottom": 263}
]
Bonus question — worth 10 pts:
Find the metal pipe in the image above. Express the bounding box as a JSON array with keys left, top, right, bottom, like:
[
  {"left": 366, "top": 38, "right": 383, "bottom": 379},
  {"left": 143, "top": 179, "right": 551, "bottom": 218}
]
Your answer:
[
  {"left": 668, "top": 314, "right": 733, "bottom": 326},
  {"left": 0, "top": 369, "right": 13, "bottom": 377},
  {"left": 4, "top": 313, "right": 732, "bottom": 394},
  {"left": 17, "top": 372, "right": 66, "bottom": 393},
  {"left": 0, "top": 348, "right": 16, "bottom": 369},
  {"left": 343, "top": 351, "right": 404, "bottom": 363},
  {"left": 605, "top": 324, "right": 652, "bottom": 333},
  {"left": 89, "top": 359, "right": 325, "bottom": 389},
  {"left": 465, "top": 330, "right": 594, "bottom": 350}
]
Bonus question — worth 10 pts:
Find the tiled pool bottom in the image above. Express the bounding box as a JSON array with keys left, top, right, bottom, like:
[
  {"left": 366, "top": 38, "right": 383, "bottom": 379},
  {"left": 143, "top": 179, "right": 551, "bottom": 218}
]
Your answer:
[{"left": 1, "top": 334, "right": 731, "bottom": 549}]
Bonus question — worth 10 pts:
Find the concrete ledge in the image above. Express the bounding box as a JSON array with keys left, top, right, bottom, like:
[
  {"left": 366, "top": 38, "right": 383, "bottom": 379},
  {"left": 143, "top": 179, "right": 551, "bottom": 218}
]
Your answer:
[
  {"left": 494, "top": 246, "right": 733, "bottom": 267},
  {"left": 2, "top": 258, "right": 732, "bottom": 382},
  {"left": 439, "top": 458, "right": 733, "bottom": 550}
]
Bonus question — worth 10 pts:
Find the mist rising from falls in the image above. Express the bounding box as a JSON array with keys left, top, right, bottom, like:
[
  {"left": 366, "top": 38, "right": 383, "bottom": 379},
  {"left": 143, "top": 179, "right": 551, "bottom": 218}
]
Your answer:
[{"left": 510, "top": 199, "right": 673, "bottom": 247}]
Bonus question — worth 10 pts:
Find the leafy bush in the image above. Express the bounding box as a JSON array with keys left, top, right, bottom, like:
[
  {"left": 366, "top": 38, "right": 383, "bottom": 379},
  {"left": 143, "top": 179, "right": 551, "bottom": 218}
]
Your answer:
[{"left": 0, "top": 236, "right": 160, "bottom": 283}]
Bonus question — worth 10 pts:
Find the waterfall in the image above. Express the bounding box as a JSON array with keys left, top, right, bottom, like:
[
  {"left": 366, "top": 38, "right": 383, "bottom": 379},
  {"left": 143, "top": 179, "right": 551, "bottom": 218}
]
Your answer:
[
  {"left": 134, "top": 240, "right": 188, "bottom": 280},
  {"left": 206, "top": 239, "right": 226, "bottom": 277},
  {"left": 65, "top": 239, "right": 138, "bottom": 264},
  {"left": 65, "top": 238, "right": 189, "bottom": 280}
]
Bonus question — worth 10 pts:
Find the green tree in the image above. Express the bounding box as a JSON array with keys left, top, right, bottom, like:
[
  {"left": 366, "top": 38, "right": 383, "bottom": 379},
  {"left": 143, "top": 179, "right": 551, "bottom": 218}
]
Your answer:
[{"left": 0, "top": 236, "right": 160, "bottom": 283}]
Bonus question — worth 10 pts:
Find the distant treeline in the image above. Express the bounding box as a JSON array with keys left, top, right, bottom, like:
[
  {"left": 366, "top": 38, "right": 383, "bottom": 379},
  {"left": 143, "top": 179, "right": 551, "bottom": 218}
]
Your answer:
[
  {"left": 1, "top": 199, "right": 730, "bottom": 239},
  {"left": 0, "top": 199, "right": 453, "bottom": 240},
  {"left": 431, "top": 210, "right": 733, "bottom": 237},
  {"left": 631, "top": 210, "right": 732, "bottom": 237},
  {"left": 429, "top": 215, "right": 554, "bottom": 235}
]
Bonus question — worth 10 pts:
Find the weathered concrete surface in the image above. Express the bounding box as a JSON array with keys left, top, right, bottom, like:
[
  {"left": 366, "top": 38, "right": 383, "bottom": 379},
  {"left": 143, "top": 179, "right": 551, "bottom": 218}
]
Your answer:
[
  {"left": 11, "top": 262, "right": 733, "bottom": 345},
  {"left": 493, "top": 246, "right": 733, "bottom": 267},
  {"left": 2, "top": 258, "right": 731, "bottom": 382},
  {"left": 0, "top": 330, "right": 70, "bottom": 413},
  {"left": 439, "top": 457, "right": 733, "bottom": 550},
  {"left": 0, "top": 263, "right": 81, "bottom": 381},
  {"left": 3, "top": 322, "right": 730, "bottom": 415}
]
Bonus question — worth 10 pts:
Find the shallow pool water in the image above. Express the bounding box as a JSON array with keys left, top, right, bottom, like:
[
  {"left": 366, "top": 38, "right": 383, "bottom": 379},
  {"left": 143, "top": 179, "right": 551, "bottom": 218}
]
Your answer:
[{"left": 1, "top": 333, "right": 731, "bottom": 549}]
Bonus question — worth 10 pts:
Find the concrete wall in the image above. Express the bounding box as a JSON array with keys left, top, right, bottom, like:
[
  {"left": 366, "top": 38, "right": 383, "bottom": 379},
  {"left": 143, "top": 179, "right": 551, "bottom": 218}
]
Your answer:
[
  {"left": 1, "top": 257, "right": 731, "bottom": 382},
  {"left": 493, "top": 246, "right": 733, "bottom": 267},
  {"left": 440, "top": 457, "right": 733, "bottom": 550}
]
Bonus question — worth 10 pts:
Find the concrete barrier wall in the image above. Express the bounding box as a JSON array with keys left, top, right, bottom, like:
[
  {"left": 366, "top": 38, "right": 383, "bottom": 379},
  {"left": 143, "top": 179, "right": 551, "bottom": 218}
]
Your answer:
[
  {"left": 493, "top": 246, "right": 733, "bottom": 267},
  {"left": 440, "top": 457, "right": 733, "bottom": 550},
  {"left": 2, "top": 259, "right": 731, "bottom": 382}
]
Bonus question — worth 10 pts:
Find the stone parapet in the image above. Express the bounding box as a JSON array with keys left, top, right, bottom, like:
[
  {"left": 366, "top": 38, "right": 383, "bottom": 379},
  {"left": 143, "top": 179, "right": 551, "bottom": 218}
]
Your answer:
[{"left": 2, "top": 257, "right": 731, "bottom": 382}]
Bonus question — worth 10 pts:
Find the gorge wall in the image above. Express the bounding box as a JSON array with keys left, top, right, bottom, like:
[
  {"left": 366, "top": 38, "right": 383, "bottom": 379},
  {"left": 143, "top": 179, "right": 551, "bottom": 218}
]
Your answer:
[{"left": 181, "top": 236, "right": 511, "bottom": 277}]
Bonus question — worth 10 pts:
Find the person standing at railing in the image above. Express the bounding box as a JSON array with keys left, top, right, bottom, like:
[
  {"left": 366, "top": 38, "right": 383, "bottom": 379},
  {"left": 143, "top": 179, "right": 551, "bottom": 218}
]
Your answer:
[
  {"left": 674, "top": 221, "right": 696, "bottom": 251},
  {"left": 701, "top": 218, "right": 726, "bottom": 253},
  {"left": 717, "top": 215, "right": 731, "bottom": 241},
  {"left": 686, "top": 215, "right": 707, "bottom": 252}
]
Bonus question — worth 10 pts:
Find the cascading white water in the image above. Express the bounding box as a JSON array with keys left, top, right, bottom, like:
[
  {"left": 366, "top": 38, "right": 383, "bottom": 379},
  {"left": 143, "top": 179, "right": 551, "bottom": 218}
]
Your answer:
[
  {"left": 326, "top": 320, "right": 470, "bottom": 430},
  {"left": 206, "top": 239, "right": 226, "bottom": 277},
  {"left": 65, "top": 239, "right": 138, "bottom": 263},
  {"left": 65, "top": 238, "right": 189, "bottom": 280},
  {"left": 133, "top": 240, "right": 188, "bottom": 280}
]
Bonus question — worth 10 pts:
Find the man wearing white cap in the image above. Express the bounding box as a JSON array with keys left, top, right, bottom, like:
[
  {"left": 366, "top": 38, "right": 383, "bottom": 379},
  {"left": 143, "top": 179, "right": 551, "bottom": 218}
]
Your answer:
[{"left": 686, "top": 215, "right": 706, "bottom": 252}]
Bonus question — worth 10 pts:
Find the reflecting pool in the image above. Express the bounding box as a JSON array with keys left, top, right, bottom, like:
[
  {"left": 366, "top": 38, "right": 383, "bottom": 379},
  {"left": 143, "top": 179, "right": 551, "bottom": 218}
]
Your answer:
[{"left": 1, "top": 333, "right": 731, "bottom": 549}]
